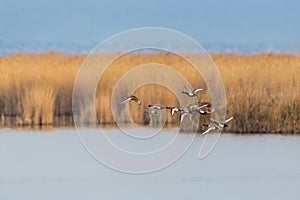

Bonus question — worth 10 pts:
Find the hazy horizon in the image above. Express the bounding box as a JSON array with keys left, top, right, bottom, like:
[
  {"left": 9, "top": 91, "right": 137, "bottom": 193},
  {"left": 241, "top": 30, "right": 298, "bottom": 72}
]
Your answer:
[{"left": 1, "top": 0, "right": 300, "bottom": 54}]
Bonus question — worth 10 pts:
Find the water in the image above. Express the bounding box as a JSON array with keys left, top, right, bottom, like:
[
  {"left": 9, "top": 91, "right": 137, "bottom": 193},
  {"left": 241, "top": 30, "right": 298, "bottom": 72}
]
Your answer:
[
  {"left": 1, "top": 0, "right": 300, "bottom": 55},
  {"left": 1, "top": 128, "right": 300, "bottom": 199}
]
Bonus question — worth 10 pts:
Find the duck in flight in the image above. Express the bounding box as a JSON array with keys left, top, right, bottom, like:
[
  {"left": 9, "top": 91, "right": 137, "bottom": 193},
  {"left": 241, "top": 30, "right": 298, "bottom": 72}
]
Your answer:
[
  {"left": 167, "top": 106, "right": 193, "bottom": 122},
  {"left": 196, "top": 102, "right": 214, "bottom": 114},
  {"left": 167, "top": 106, "right": 187, "bottom": 116},
  {"left": 120, "top": 95, "right": 141, "bottom": 105},
  {"left": 148, "top": 104, "right": 167, "bottom": 116},
  {"left": 198, "top": 101, "right": 212, "bottom": 107},
  {"left": 201, "top": 116, "right": 234, "bottom": 135},
  {"left": 180, "top": 111, "right": 194, "bottom": 123},
  {"left": 182, "top": 86, "right": 204, "bottom": 97},
  {"left": 189, "top": 104, "right": 209, "bottom": 112},
  {"left": 148, "top": 104, "right": 166, "bottom": 110}
]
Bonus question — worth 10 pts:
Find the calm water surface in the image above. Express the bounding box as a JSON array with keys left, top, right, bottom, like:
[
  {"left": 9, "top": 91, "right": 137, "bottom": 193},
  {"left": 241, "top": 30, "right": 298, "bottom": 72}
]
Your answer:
[{"left": 0, "top": 128, "right": 300, "bottom": 200}]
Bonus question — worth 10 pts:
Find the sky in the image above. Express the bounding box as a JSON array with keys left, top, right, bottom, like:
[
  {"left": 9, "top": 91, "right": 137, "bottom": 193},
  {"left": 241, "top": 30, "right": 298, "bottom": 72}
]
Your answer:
[{"left": 0, "top": 0, "right": 300, "bottom": 53}]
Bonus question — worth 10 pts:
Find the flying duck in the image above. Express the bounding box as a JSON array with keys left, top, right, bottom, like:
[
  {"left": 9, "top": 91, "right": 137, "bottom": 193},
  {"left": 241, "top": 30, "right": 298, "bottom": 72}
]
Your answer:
[
  {"left": 201, "top": 116, "right": 234, "bottom": 135},
  {"left": 182, "top": 86, "right": 204, "bottom": 97},
  {"left": 120, "top": 95, "right": 141, "bottom": 105}
]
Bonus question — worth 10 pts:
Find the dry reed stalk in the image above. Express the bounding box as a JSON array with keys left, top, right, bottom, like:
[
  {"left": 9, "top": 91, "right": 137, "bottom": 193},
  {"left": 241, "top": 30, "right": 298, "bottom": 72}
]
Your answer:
[{"left": 0, "top": 52, "right": 299, "bottom": 133}]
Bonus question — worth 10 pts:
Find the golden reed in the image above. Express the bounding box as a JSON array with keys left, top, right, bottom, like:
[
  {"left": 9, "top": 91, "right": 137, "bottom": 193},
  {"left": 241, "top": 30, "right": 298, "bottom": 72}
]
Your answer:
[{"left": 0, "top": 52, "right": 299, "bottom": 133}]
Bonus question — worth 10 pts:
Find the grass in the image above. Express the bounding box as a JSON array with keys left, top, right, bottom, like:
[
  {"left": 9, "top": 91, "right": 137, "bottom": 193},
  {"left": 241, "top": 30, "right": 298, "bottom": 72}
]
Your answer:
[
  {"left": 0, "top": 52, "right": 299, "bottom": 133},
  {"left": 214, "top": 54, "right": 300, "bottom": 133}
]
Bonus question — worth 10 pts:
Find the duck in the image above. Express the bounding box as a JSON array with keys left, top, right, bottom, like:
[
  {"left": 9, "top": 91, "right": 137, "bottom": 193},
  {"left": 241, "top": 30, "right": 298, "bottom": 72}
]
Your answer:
[
  {"left": 201, "top": 116, "right": 234, "bottom": 135},
  {"left": 189, "top": 104, "right": 209, "bottom": 111},
  {"left": 167, "top": 106, "right": 188, "bottom": 116},
  {"left": 148, "top": 104, "right": 166, "bottom": 110},
  {"left": 210, "top": 116, "right": 234, "bottom": 129},
  {"left": 182, "top": 86, "right": 204, "bottom": 97},
  {"left": 148, "top": 104, "right": 167, "bottom": 116},
  {"left": 198, "top": 101, "right": 212, "bottom": 107},
  {"left": 166, "top": 106, "right": 180, "bottom": 116},
  {"left": 196, "top": 102, "right": 215, "bottom": 114},
  {"left": 197, "top": 109, "right": 214, "bottom": 115},
  {"left": 186, "top": 103, "right": 214, "bottom": 115},
  {"left": 167, "top": 106, "right": 193, "bottom": 122},
  {"left": 120, "top": 95, "right": 141, "bottom": 105}
]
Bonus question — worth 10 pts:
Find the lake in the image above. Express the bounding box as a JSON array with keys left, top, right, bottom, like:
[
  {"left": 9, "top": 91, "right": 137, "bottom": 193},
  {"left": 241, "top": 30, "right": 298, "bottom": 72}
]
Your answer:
[{"left": 1, "top": 128, "right": 300, "bottom": 199}]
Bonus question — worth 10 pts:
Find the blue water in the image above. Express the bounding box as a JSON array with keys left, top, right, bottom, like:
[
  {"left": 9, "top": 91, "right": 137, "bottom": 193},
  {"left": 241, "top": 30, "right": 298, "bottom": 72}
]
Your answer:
[
  {"left": 1, "top": 129, "right": 300, "bottom": 200},
  {"left": 1, "top": 0, "right": 300, "bottom": 54}
]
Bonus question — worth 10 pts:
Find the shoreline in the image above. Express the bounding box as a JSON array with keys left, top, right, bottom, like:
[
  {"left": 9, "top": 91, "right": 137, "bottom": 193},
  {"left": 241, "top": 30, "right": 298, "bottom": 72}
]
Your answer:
[{"left": 2, "top": 125, "right": 300, "bottom": 136}]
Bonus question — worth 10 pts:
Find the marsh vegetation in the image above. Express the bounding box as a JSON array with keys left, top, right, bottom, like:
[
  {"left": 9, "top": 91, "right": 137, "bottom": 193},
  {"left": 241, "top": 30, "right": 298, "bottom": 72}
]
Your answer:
[{"left": 0, "top": 52, "right": 299, "bottom": 133}]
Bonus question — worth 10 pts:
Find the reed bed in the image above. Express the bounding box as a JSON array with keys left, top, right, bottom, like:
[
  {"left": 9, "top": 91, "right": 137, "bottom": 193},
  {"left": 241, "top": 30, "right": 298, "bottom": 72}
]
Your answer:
[{"left": 0, "top": 52, "right": 299, "bottom": 133}]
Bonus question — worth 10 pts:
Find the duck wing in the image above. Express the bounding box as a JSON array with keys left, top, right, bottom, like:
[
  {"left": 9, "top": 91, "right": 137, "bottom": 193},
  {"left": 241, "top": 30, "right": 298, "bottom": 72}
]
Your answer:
[
  {"left": 184, "top": 85, "right": 193, "bottom": 93},
  {"left": 225, "top": 116, "right": 234, "bottom": 123},
  {"left": 194, "top": 88, "right": 204, "bottom": 93},
  {"left": 200, "top": 126, "right": 215, "bottom": 135},
  {"left": 120, "top": 96, "right": 132, "bottom": 104}
]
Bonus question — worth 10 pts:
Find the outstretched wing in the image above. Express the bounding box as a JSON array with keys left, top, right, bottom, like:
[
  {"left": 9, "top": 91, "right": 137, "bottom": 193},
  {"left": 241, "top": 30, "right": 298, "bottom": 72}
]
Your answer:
[
  {"left": 120, "top": 96, "right": 131, "bottom": 104},
  {"left": 198, "top": 104, "right": 208, "bottom": 109},
  {"left": 194, "top": 88, "right": 204, "bottom": 93},
  {"left": 200, "top": 127, "right": 215, "bottom": 135},
  {"left": 171, "top": 108, "right": 177, "bottom": 116},
  {"left": 184, "top": 85, "right": 193, "bottom": 92},
  {"left": 225, "top": 116, "right": 234, "bottom": 123},
  {"left": 180, "top": 113, "right": 189, "bottom": 123}
]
